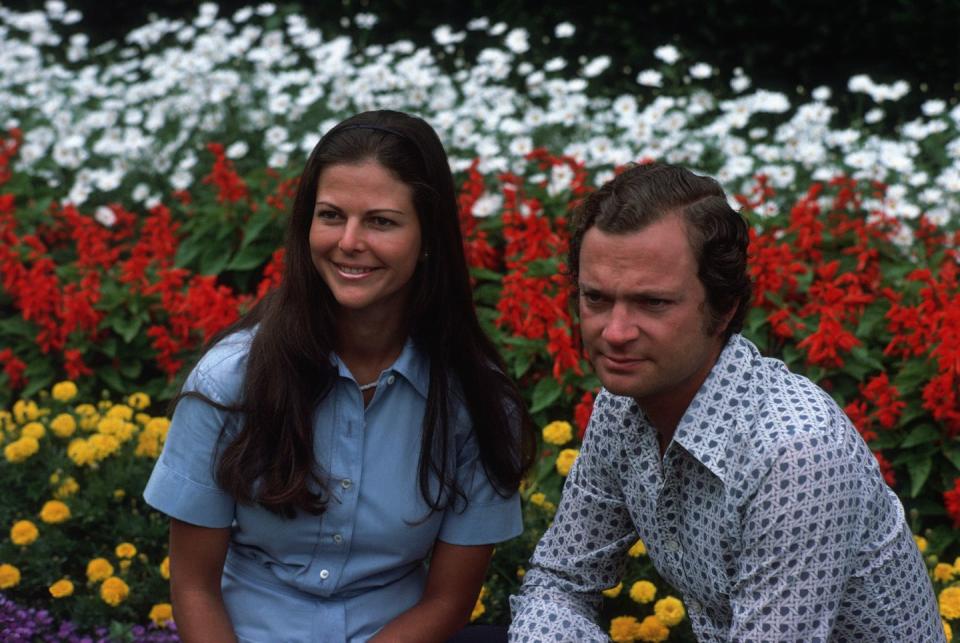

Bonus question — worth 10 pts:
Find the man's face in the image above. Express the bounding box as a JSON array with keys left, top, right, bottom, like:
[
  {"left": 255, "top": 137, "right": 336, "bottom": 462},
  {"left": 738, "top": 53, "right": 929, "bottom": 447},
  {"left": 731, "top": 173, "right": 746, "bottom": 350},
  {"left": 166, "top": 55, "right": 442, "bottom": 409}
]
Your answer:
[{"left": 578, "top": 216, "right": 729, "bottom": 417}]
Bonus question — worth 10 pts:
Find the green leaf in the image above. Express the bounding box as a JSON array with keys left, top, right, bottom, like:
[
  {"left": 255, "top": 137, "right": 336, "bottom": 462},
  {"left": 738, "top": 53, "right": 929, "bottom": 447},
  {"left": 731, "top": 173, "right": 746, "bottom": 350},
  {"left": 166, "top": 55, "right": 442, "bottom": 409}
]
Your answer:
[
  {"left": 227, "top": 243, "right": 273, "bottom": 272},
  {"left": 239, "top": 211, "right": 278, "bottom": 249},
  {"left": 907, "top": 457, "right": 932, "bottom": 498},
  {"left": 512, "top": 351, "right": 535, "bottom": 380},
  {"left": 0, "top": 316, "right": 37, "bottom": 339},
  {"left": 21, "top": 361, "right": 54, "bottom": 398},
  {"left": 530, "top": 376, "right": 562, "bottom": 414},
  {"left": 109, "top": 315, "right": 143, "bottom": 344},
  {"left": 174, "top": 235, "right": 206, "bottom": 268},
  {"left": 199, "top": 244, "right": 231, "bottom": 276},
  {"left": 99, "top": 368, "right": 126, "bottom": 393},
  {"left": 942, "top": 448, "right": 960, "bottom": 473},
  {"left": 469, "top": 268, "right": 503, "bottom": 283},
  {"left": 525, "top": 258, "right": 562, "bottom": 278},
  {"left": 900, "top": 424, "right": 940, "bottom": 448},
  {"left": 849, "top": 345, "right": 884, "bottom": 372}
]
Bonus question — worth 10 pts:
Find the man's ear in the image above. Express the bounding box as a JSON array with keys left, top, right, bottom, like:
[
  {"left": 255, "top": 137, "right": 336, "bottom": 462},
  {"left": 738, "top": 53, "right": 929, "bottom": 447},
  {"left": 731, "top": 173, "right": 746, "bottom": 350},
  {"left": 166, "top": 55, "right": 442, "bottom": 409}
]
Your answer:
[{"left": 716, "top": 305, "right": 737, "bottom": 338}]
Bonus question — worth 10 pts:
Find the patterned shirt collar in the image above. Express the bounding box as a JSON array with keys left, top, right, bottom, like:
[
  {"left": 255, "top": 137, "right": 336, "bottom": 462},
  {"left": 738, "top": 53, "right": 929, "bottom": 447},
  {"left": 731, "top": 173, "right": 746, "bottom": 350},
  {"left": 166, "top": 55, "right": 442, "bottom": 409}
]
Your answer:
[{"left": 671, "top": 333, "right": 762, "bottom": 485}]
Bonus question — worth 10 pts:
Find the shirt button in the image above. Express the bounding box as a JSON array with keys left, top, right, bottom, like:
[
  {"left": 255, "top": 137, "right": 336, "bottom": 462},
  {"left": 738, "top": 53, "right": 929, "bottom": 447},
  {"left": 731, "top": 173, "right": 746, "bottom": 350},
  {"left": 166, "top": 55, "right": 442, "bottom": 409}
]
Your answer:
[
  {"left": 664, "top": 538, "right": 680, "bottom": 553},
  {"left": 319, "top": 569, "right": 329, "bottom": 580},
  {"left": 333, "top": 534, "right": 343, "bottom": 544},
  {"left": 386, "top": 375, "right": 395, "bottom": 385},
  {"left": 341, "top": 478, "right": 352, "bottom": 490}
]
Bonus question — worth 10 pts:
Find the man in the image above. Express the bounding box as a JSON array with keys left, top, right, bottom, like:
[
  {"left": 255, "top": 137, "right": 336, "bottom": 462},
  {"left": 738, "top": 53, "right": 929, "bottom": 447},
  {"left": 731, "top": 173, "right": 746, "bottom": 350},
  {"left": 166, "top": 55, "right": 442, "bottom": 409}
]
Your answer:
[{"left": 509, "top": 163, "right": 943, "bottom": 642}]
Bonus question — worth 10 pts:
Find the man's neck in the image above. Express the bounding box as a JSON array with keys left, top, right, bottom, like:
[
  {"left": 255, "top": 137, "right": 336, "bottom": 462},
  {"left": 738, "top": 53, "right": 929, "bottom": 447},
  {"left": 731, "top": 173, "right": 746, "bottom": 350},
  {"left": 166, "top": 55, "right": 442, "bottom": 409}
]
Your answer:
[{"left": 638, "top": 340, "right": 728, "bottom": 457}]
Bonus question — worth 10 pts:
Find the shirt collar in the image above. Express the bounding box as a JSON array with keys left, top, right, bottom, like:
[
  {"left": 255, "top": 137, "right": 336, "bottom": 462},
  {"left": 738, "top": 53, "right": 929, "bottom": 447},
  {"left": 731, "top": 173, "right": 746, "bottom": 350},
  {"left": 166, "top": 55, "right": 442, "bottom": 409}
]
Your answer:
[
  {"left": 671, "top": 334, "right": 763, "bottom": 484},
  {"left": 331, "top": 337, "right": 430, "bottom": 400}
]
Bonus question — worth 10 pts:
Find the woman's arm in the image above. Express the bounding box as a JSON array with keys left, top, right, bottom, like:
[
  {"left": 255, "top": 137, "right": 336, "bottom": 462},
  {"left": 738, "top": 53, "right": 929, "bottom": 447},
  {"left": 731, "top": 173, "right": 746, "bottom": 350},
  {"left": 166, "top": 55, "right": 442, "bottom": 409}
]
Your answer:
[
  {"left": 169, "top": 518, "right": 238, "bottom": 643},
  {"left": 370, "top": 541, "right": 494, "bottom": 643}
]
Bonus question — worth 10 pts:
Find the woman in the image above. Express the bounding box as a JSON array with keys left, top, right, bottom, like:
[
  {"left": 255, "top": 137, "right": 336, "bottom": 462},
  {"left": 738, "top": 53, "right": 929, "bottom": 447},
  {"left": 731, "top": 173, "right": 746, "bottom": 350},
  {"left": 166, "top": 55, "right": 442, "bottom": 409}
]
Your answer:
[{"left": 144, "top": 110, "right": 536, "bottom": 642}]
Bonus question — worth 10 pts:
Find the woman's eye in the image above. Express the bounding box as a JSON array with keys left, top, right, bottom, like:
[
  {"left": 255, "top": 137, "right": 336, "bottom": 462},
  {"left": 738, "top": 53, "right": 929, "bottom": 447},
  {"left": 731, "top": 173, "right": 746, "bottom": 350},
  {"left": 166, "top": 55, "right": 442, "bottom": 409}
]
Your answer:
[
  {"left": 315, "top": 209, "right": 340, "bottom": 221},
  {"left": 370, "top": 216, "right": 397, "bottom": 227}
]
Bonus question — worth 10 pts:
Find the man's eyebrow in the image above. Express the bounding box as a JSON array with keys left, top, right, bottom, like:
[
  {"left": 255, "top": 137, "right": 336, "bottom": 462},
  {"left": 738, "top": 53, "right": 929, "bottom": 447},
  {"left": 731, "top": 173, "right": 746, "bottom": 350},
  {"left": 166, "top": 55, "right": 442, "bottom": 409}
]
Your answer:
[{"left": 579, "top": 283, "right": 678, "bottom": 299}]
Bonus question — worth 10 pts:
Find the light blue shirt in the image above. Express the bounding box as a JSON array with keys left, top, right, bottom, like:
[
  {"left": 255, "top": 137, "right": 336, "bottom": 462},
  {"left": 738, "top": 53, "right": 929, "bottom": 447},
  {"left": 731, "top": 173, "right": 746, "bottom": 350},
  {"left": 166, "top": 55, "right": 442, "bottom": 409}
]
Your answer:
[{"left": 144, "top": 329, "right": 522, "bottom": 643}]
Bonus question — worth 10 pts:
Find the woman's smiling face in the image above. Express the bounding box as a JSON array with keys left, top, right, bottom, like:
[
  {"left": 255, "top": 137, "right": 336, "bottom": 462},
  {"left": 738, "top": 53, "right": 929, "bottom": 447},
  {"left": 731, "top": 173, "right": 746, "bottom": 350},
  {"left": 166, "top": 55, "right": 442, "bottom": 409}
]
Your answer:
[{"left": 309, "top": 159, "right": 422, "bottom": 322}]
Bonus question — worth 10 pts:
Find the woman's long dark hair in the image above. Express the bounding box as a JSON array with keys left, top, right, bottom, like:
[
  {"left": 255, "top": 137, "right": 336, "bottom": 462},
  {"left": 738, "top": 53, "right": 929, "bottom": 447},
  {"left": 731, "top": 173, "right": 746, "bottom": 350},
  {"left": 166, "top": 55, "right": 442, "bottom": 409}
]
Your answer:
[{"left": 181, "top": 110, "right": 536, "bottom": 518}]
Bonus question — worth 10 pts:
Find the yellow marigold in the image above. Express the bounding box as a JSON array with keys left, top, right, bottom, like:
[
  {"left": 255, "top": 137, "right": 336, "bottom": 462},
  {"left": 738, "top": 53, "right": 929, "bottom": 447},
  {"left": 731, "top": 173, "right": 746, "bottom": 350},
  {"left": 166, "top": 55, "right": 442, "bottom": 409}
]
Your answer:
[
  {"left": 149, "top": 603, "right": 174, "bottom": 627},
  {"left": 555, "top": 448, "right": 579, "bottom": 476},
  {"left": 21, "top": 421, "right": 45, "bottom": 440},
  {"left": 10, "top": 519, "right": 39, "bottom": 546},
  {"left": 39, "top": 500, "right": 71, "bottom": 524},
  {"left": 602, "top": 582, "right": 623, "bottom": 598},
  {"left": 954, "top": 557, "right": 960, "bottom": 571},
  {"left": 115, "top": 542, "right": 137, "bottom": 559},
  {"left": 97, "top": 416, "right": 136, "bottom": 442},
  {"left": 13, "top": 399, "right": 41, "bottom": 423},
  {"left": 0, "top": 563, "right": 20, "bottom": 589},
  {"left": 67, "top": 438, "right": 97, "bottom": 466},
  {"left": 516, "top": 566, "right": 525, "bottom": 579},
  {"left": 119, "top": 560, "right": 131, "bottom": 572},
  {"left": 127, "top": 393, "right": 151, "bottom": 410},
  {"left": 915, "top": 535, "right": 929, "bottom": 553},
  {"left": 106, "top": 404, "right": 134, "bottom": 421},
  {"left": 654, "top": 596, "right": 686, "bottom": 626},
  {"left": 159, "top": 556, "right": 170, "bottom": 580},
  {"left": 113, "top": 489, "right": 126, "bottom": 501},
  {"left": 51, "top": 381, "right": 78, "bottom": 402},
  {"left": 528, "top": 492, "right": 556, "bottom": 513},
  {"left": 55, "top": 477, "right": 80, "bottom": 499},
  {"left": 98, "top": 400, "right": 112, "bottom": 411},
  {"left": 4, "top": 436, "right": 39, "bottom": 463},
  {"left": 100, "top": 575, "right": 130, "bottom": 606},
  {"left": 135, "top": 436, "right": 161, "bottom": 459},
  {"left": 542, "top": 420, "right": 573, "bottom": 446},
  {"left": 49, "top": 578, "right": 74, "bottom": 598},
  {"left": 945, "top": 619, "right": 953, "bottom": 642},
  {"left": 940, "top": 587, "right": 960, "bottom": 620},
  {"left": 0, "top": 410, "right": 13, "bottom": 431},
  {"left": 636, "top": 615, "right": 670, "bottom": 642},
  {"left": 630, "top": 580, "right": 657, "bottom": 604},
  {"left": 936, "top": 563, "right": 957, "bottom": 583},
  {"left": 144, "top": 417, "right": 170, "bottom": 438},
  {"left": 87, "top": 557, "right": 114, "bottom": 582},
  {"left": 609, "top": 615, "right": 640, "bottom": 642},
  {"left": 50, "top": 413, "right": 77, "bottom": 438},
  {"left": 88, "top": 433, "right": 120, "bottom": 460},
  {"left": 628, "top": 539, "right": 647, "bottom": 557},
  {"left": 470, "top": 596, "right": 486, "bottom": 621},
  {"left": 75, "top": 405, "right": 100, "bottom": 431}
]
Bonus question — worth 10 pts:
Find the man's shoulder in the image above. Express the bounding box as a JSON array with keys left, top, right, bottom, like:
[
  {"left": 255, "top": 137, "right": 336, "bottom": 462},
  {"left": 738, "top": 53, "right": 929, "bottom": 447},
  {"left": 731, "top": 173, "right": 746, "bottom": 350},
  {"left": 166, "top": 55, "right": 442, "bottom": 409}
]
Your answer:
[{"left": 715, "top": 335, "right": 867, "bottom": 468}]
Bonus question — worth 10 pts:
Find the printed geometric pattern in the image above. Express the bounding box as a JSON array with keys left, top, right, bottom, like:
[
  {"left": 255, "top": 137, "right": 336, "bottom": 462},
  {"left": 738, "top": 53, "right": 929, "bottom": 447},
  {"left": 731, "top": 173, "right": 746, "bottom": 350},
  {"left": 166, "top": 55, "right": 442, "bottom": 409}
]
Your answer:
[{"left": 510, "top": 334, "right": 944, "bottom": 642}]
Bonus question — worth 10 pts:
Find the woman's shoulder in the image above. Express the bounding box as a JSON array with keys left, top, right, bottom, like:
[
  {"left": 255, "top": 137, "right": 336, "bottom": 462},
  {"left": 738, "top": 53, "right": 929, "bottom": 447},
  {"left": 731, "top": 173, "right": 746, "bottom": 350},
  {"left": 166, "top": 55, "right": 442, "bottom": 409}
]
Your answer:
[{"left": 185, "top": 328, "right": 257, "bottom": 403}]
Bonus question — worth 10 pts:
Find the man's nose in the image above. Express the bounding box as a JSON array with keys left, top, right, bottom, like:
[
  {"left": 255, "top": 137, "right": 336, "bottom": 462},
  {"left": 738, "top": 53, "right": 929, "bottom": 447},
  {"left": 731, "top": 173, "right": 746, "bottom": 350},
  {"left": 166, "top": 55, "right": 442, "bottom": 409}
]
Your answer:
[{"left": 601, "top": 303, "right": 640, "bottom": 345}]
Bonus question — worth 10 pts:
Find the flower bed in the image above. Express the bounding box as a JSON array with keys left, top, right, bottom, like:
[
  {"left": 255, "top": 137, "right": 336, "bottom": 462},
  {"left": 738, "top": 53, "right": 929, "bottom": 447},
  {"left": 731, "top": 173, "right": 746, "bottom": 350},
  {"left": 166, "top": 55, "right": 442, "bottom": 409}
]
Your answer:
[{"left": 0, "top": 2, "right": 958, "bottom": 640}]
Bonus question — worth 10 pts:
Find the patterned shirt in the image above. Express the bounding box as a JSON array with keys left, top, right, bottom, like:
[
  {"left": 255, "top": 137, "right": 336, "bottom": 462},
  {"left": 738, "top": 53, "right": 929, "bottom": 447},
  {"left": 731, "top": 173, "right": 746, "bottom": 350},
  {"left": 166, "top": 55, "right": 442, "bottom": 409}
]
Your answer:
[{"left": 510, "top": 334, "right": 943, "bottom": 643}]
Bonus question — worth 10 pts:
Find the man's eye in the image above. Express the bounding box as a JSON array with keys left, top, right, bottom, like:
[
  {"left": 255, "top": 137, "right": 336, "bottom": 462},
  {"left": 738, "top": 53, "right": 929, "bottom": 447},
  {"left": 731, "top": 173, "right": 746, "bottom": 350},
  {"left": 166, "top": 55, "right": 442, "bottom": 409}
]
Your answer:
[{"left": 582, "top": 292, "right": 605, "bottom": 305}]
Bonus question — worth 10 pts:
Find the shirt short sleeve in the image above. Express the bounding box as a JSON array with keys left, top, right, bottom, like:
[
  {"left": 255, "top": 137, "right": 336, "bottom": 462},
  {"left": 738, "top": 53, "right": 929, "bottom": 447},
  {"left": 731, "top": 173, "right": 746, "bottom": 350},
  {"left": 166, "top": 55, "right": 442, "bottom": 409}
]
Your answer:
[
  {"left": 437, "top": 410, "right": 522, "bottom": 545},
  {"left": 143, "top": 345, "right": 245, "bottom": 528}
]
